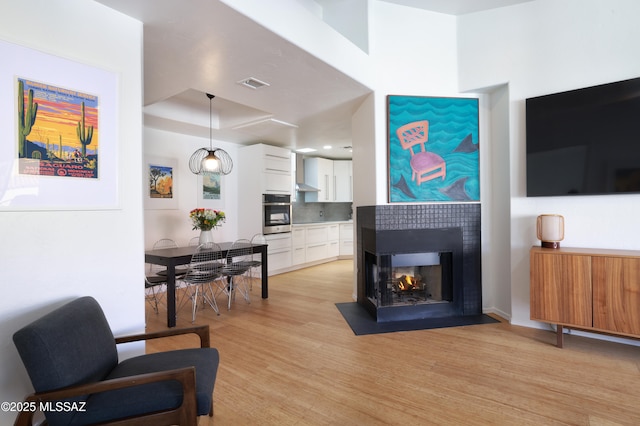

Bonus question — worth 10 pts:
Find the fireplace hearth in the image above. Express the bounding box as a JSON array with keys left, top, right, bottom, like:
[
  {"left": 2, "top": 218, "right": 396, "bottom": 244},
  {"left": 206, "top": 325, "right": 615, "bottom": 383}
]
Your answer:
[{"left": 357, "top": 205, "right": 481, "bottom": 323}]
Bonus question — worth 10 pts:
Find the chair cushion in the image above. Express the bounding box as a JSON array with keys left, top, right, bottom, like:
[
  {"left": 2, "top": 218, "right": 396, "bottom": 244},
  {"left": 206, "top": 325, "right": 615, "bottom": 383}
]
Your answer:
[{"left": 63, "top": 348, "right": 219, "bottom": 425}]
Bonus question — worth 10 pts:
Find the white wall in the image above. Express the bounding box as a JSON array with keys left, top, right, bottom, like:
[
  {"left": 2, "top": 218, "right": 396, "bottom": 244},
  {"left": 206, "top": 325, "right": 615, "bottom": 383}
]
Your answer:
[
  {"left": 481, "top": 84, "right": 512, "bottom": 319},
  {"left": 369, "top": 1, "right": 460, "bottom": 204},
  {"left": 458, "top": 0, "right": 640, "bottom": 328},
  {"left": 0, "top": 0, "right": 144, "bottom": 422},
  {"left": 143, "top": 128, "right": 240, "bottom": 248}
]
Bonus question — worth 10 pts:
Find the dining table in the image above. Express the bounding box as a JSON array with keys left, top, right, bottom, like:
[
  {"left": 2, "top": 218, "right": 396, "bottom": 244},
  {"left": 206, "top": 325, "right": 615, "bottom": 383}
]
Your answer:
[{"left": 145, "top": 241, "right": 268, "bottom": 327}]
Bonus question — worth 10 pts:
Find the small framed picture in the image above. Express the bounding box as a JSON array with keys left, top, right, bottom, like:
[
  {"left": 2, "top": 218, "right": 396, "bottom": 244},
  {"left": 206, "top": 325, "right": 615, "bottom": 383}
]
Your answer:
[
  {"left": 197, "top": 171, "right": 224, "bottom": 209},
  {"left": 144, "top": 157, "right": 178, "bottom": 210}
]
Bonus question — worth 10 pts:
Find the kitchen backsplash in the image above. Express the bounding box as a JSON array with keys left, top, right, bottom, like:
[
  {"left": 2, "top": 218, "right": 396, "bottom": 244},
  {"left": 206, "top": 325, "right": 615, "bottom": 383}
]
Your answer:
[{"left": 292, "top": 197, "right": 352, "bottom": 223}]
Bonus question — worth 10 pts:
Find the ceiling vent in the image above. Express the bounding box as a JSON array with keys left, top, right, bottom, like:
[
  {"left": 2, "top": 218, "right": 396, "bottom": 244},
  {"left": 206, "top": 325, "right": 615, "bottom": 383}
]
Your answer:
[{"left": 237, "top": 77, "right": 270, "bottom": 90}]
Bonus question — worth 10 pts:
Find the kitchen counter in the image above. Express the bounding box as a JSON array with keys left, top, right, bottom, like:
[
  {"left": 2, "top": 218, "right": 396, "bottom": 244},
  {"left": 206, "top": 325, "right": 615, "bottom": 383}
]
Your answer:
[{"left": 292, "top": 220, "right": 352, "bottom": 225}]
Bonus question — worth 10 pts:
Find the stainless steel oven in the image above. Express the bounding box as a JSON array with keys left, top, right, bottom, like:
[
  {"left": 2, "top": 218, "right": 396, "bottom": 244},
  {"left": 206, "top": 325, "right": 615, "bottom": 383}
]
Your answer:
[{"left": 262, "top": 194, "right": 292, "bottom": 234}]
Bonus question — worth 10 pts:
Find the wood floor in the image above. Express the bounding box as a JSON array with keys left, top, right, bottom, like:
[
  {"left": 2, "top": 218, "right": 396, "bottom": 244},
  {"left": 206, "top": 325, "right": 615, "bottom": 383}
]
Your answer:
[{"left": 145, "top": 260, "right": 640, "bottom": 426}]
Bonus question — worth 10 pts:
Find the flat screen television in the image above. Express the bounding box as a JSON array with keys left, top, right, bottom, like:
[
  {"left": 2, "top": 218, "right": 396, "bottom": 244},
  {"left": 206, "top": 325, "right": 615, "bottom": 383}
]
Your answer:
[{"left": 526, "top": 77, "right": 640, "bottom": 197}]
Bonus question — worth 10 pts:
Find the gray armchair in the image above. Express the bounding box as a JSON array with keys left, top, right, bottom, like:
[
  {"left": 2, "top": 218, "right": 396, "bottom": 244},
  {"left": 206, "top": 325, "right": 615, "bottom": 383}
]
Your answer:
[{"left": 12, "top": 296, "right": 219, "bottom": 426}]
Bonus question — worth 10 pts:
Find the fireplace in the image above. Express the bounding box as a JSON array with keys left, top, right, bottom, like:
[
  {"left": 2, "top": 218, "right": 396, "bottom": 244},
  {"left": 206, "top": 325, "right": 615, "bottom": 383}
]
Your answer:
[{"left": 357, "top": 205, "right": 481, "bottom": 323}]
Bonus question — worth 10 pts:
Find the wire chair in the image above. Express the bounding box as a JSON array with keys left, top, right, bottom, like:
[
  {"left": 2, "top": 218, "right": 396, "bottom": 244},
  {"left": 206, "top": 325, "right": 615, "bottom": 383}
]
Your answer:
[
  {"left": 178, "top": 242, "right": 225, "bottom": 322},
  {"left": 144, "top": 238, "right": 187, "bottom": 314},
  {"left": 219, "top": 239, "right": 252, "bottom": 310},
  {"left": 144, "top": 275, "right": 166, "bottom": 314},
  {"left": 144, "top": 238, "right": 181, "bottom": 314},
  {"left": 243, "top": 233, "right": 266, "bottom": 291}
]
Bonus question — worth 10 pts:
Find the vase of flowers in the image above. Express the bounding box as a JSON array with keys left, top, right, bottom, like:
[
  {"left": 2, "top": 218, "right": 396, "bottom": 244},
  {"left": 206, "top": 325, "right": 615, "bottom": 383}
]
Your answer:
[{"left": 189, "top": 208, "right": 225, "bottom": 244}]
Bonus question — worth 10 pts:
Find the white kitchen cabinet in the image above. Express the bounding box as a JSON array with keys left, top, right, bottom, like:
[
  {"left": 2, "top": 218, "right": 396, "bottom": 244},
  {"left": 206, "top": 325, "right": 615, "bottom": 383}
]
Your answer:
[
  {"left": 339, "top": 223, "right": 354, "bottom": 257},
  {"left": 265, "top": 232, "right": 292, "bottom": 272},
  {"left": 327, "top": 223, "right": 340, "bottom": 241},
  {"left": 304, "top": 158, "right": 352, "bottom": 202},
  {"left": 306, "top": 225, "right": 329, "bottom": 245},
  {"left": 261, "top": 145, "right": 292, "bottom": 194},
  {"left": 263, "top": 172, "right": 291, "bottom": 194},
  {"left": 333, "top": 160, "right": 352, "bottom": 202},
  {"left": 304, "top": 157, "right": 334, "bottom": 202},
  {"left": 292, "top": 245, "right": 306, "bottom": 265},
  {"left": 328, "top": 240, "right": 340, "bottom": 257},
  {"left": 306, "top": 242, "right": 328, "bottom": 263},
  {"left": 292, "top": 227, "right": 306, "bottom": 265},
  {"left": 238, "top": 144, "right": 293, "bottom": 242},
  {"left": 327, "top": 223, "right": 340, "bottom": 257},
  {"left": 290, "top": 222, "right": 350, "bottom": 268}
]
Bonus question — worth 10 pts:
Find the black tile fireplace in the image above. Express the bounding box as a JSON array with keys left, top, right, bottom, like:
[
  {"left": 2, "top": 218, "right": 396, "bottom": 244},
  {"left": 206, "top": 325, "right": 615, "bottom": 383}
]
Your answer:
[{"left": 357, "top": 204, "right": 481, "bottom": 323}]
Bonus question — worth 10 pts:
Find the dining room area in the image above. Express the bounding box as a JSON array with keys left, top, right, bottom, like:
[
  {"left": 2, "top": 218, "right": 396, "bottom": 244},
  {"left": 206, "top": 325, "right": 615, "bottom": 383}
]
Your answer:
[{"left": 144, "top": 236, "right": 269, "bottom": 328}]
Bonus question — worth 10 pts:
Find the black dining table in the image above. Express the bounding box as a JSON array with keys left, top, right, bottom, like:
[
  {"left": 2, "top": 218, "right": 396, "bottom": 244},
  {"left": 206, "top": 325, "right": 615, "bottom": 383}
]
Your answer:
[{"left": 145, "top": 242, "right": 268, "bottom": 327}]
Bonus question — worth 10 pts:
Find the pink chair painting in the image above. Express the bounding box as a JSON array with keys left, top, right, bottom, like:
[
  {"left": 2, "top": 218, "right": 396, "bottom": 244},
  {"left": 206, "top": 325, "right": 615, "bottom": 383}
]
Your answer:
[{"left": 396, "top": 120, "right": 446, "bottom": 186}]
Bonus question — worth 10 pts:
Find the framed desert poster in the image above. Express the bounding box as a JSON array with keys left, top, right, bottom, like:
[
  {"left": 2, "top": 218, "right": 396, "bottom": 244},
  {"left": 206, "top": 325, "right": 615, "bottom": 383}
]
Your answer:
[
  {"left": 144, "top": 157, "right": 178, "bottom": 210},
  {"left": 387, "top": 95, "right": 479, "bottom": 203},
  {"left": 0, "top": 39, "right": 118, "bottom": 210}
]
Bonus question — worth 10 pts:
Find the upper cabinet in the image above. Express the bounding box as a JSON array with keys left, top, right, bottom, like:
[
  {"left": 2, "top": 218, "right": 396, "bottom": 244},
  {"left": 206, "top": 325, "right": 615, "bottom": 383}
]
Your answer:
[
  {"left": 242, "top": 144, "right": 292, "bottom": 194},
  {"left": 333, "top": 160, "right": 352, "bottom": 202},
  {"left": 304, "top": 157, "right": 352, "bottom": 202},
  {"left": 305, "top": 157, "right": 333, "bottom": 202}
]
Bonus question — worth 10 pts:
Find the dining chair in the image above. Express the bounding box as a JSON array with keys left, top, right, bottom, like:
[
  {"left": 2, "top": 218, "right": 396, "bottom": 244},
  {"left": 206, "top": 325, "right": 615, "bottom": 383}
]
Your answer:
[
  {"left": 179, "top": 243, "right": 224, "bottom": 322},
  {"left": 244, "top": 233, "right": 266, "bottom": 291},
  {"left": 188, "top": 236, "right": 201, "bottom": 247},
  {"left": 145, "top": 275, "right": 167, "bottom": 314},
  {"left": 145, "top": 238, "right": 186, "bottom": 314},
  {"left": 219, "top": 239, "right": 252, "bottom": 310}
]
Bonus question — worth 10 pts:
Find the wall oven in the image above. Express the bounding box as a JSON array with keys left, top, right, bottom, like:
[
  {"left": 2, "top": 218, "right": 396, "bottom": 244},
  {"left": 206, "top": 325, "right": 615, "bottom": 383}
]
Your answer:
[{"left": 262, "top": 194, "right": 292, "bottom": 235}]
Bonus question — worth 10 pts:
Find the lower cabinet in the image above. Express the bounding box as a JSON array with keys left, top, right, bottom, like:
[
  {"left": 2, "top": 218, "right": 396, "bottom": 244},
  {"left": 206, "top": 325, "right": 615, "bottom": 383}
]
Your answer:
[
  {"left": 530, "top": 246, "right": 640, "bottom": 347},
  {"left": 339, "top": 223, "right": 353, "bottom": 256},
  {"left": 303, "top": 224, "right": 332, "bottom": 263},
  {"left": 265, "top": 233, "right": 292, "bottom": 273},
  {"left": 306, "top": 242, "right": 328, "bottom": 263},
  {"left": 289, "top": 222, "right": 352, "bottom": 269}
]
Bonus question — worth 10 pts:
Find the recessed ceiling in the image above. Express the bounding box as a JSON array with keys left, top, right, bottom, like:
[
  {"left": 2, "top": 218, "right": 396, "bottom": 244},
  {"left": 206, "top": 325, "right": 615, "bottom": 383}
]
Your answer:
[{"left": 95, "top": 0, "right": 534, "bottom": 159}]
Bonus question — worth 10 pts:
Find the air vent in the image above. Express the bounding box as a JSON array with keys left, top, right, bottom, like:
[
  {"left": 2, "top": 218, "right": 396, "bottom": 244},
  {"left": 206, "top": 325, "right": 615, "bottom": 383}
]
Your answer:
[{"left": 237, "top": 77, "right": 270, "bottom": 90}]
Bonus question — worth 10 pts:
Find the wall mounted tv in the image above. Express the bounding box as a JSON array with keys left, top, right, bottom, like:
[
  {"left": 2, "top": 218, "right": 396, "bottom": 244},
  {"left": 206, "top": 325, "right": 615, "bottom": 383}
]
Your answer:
[{"left": 526, "top": 77, "right": 640, "bottom": 197}]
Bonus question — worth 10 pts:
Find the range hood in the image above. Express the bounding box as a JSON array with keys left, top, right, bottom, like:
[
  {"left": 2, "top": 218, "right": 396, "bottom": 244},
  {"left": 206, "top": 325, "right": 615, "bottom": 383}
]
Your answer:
[{"left": 295, "top": 153, "right": 320, "bottom": 192}]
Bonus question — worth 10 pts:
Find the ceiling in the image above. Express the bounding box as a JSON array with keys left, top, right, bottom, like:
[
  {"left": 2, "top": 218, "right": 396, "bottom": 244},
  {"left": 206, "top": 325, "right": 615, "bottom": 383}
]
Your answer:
[{"left": 96, "top": 0, "right": 533, "bottom": 159}]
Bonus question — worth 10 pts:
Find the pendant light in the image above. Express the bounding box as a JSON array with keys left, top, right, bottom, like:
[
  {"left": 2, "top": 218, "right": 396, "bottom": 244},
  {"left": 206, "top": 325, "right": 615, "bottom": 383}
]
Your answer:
[{"left": 188, "top": 93, "right": 233, "bottom": 175}]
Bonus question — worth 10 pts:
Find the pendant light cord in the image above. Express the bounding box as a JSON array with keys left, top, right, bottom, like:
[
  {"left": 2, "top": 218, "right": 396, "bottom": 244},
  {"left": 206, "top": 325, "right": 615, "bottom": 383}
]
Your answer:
[{"left": 206, "top": 93, "right": 215, "bottom": 151}]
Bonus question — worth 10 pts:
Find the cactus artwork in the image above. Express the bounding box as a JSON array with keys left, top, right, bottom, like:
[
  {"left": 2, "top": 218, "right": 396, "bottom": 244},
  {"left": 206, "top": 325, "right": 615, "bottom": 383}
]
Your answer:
[
  {"left": 76, "top": 101, "right": 94, "bottom": 157},
  {"left": 17, "top": 77, "right": 98, "bottom": 179},
  {"left": 18, "top": 79, "right": 38, "bottom": 158}
]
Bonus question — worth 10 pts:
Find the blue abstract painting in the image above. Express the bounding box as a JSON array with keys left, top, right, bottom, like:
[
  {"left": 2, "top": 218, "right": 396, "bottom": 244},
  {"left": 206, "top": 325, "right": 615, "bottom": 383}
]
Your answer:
[{"left": 388, "top": 96, "right": 479, "bottom": 203}]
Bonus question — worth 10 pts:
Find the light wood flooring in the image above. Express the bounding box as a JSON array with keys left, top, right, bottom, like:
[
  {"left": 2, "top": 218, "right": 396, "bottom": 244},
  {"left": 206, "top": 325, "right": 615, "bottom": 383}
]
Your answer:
[{"left": 145, "top": 260, "right": 640, "bottom": 426}]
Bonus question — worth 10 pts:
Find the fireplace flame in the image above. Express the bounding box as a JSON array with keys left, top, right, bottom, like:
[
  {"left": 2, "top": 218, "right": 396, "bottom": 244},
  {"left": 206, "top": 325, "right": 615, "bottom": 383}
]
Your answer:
[{"left": 397, "top": 274, "right": 418, "bottom": 291}]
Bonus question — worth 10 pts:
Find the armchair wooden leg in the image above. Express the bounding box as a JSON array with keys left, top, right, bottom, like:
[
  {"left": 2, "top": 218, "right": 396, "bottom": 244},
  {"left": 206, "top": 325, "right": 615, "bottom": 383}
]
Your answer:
[{"left": 209, "top": 398, "right": 214, "bottom": 417}]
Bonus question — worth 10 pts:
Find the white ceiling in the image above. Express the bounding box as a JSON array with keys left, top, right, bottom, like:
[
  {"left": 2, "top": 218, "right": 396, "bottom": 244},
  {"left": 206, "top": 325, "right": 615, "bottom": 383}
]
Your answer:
[{"left": 95, "top": 0, "right": 533, "bottom": 159}]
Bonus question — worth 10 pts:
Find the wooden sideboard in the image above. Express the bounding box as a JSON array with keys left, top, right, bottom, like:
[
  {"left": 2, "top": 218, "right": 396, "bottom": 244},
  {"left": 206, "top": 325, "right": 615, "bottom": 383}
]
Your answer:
[{"left": 530, "top": 246, "right": 640, "bottom": 347}]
